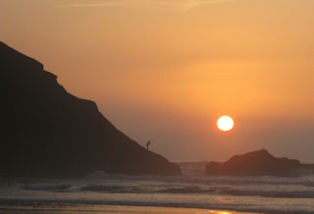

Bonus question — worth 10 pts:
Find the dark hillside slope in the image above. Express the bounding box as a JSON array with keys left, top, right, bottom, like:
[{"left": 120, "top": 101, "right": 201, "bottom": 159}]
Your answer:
[{"left": 1, "top": 42, "right": 180, "bottom": 177}]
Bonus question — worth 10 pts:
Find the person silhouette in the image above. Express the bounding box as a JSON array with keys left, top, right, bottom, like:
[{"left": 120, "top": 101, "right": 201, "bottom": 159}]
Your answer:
[{"left": 146, "top": 141, "right": 151, "bottom": 151}]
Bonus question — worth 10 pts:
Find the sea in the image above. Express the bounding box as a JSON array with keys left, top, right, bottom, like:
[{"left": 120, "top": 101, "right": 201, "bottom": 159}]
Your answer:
[{"left": 0, "top": 162, "right": 314, "bottom": 214}]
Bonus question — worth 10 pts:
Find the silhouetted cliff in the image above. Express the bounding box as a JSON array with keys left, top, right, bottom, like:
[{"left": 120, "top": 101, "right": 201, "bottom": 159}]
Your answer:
[
  {"left": 206, "top": 149, "right": 301, "bottom": 176},
  {"left": 0, "top": 41, "right": 181, "bottom": 177}
]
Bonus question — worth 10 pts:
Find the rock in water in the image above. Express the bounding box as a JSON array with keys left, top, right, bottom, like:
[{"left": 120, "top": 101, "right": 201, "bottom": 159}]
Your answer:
[
  {"left": 0, "top": 41, "right": 181, "bottom": 177},
  {"left": 206, "top": 149, "right": 301, "bottom": 176}
]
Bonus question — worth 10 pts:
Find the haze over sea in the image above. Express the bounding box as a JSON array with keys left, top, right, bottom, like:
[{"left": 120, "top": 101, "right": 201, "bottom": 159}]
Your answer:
[{"left": 1, "top": 163, "right": 314, "bottom": 214}]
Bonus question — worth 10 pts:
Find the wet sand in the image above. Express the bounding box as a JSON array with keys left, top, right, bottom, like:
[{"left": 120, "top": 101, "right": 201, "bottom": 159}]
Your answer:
[{"left": 0, "top": 204, "right": 259, "bottom": 214}]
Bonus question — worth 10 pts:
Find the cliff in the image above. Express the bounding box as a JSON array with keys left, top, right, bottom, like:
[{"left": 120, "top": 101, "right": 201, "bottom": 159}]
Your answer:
[{"left": 0, "top": 41, "right": 181, "bottom": 177}]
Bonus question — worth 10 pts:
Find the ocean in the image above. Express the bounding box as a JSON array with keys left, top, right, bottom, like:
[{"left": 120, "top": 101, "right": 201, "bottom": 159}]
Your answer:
[{"left": 0, "top": 163, "right": 313, "bottom": 214}]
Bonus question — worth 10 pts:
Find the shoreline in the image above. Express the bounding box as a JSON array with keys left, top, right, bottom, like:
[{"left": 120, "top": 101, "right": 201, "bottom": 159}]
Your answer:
[{"left": 0, "top": 204, "right": 260, "bottom": 214}]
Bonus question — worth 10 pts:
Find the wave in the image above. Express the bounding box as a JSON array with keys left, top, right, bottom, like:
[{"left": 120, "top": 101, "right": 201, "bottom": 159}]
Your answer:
[
  {"left": 23, "top": 184, "right": 71, "bottom": 192},
  {"left": 157, "top": 186, "right": 314, "bottom": 198},
  {"left": 2, "top": 174, "right": 314, "bottom": 199},
  {"left": 80, "top": 185, "right": 141, "bottom": 193},
  {"left": 75, "top": 183, "right": 314, "bottom": 198},
  {"left": 219, "top": 188, "right": 314, "bottom": 198},
  {"left": 158, "top": 186, "right": 206, "bottom": 193},
  {"left": 0, "top": 198, "right": 313, "bottom": 214}
]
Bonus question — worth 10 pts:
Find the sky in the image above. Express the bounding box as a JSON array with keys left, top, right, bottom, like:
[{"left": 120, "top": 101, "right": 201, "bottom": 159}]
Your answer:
[{"left": 1, "top": 0, "right": 314, "bottom": 162}]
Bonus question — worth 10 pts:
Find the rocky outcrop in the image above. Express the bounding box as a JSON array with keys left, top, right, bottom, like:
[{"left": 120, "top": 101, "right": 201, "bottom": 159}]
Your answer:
[
  {"left": 206, "top": 149, "right": 301, "bottom": 176},
  {"left": 0, "top": 41, "right": 181, "bottom": 177}
]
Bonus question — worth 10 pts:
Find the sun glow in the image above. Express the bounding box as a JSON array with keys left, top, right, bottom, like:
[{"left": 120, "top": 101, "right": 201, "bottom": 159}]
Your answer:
[{"left": 217, "top": 115, "right": 234, "bottom": 132}]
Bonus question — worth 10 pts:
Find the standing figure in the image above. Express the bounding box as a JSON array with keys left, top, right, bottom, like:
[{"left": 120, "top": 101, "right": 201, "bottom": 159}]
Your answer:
[{"left": 146, "top": 141, "right": 151, "bottom": 151}]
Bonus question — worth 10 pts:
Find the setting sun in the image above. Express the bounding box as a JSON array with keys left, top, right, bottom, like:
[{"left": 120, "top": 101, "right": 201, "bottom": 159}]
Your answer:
[{"left": 217, "top": 116, "right": 234, "bottom": 132}]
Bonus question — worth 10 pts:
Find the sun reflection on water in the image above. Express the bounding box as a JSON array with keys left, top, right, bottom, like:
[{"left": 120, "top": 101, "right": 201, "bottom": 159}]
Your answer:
[{"left": 208, "top": 211, "right": 232, "bottom": 214}]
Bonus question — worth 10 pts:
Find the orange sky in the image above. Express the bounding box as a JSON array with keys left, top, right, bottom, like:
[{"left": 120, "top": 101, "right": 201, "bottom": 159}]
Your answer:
[{"left": 2, "top": 0, "right": 314, "bottom": 162}]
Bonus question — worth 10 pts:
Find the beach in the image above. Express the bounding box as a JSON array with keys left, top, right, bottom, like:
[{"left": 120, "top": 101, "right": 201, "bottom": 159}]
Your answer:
[{"left": 0, "top": 204, "right": 258, "bottom": 214}]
